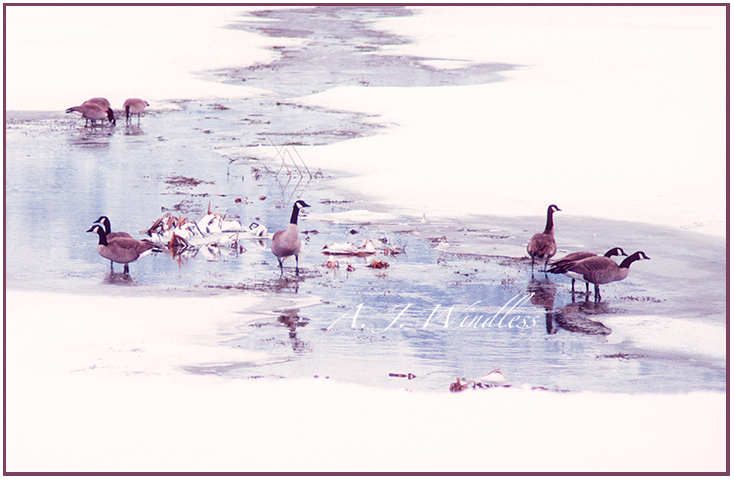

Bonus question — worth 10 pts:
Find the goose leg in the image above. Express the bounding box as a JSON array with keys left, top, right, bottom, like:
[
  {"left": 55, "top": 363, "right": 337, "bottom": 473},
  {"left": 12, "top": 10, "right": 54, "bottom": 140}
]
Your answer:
[
  {"left": 123, "top": 264, "right": 130, "bottom": 274},
  {"left": 277, "top": 258, "right": 284, "bottom": 277},
  {"left": 571, "top": 278, "right": 576, "bottom": 295},
  {"left": 594, "top": 285, "right": 601, "bottom": 303},
  {"left": 110, "top": 260, "right": 114, "bottom": 272},
  {"left": 295, "top": 255, "right": 300, "bottom": 276}
]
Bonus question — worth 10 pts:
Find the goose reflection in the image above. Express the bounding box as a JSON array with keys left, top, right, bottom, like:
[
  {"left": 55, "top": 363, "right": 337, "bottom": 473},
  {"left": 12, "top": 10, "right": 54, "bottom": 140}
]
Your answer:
[
  {"left": 101, "top": 271, "right": 135, "bottom": 285},
  {"left": 527, "top": 277, "right": 557, "bottom": 334},
  {"left": 277, "top": 309, "right": 310, "bottom": 354},
  {"left": 550, "top": 301, "right": 612, "bottom": 336},
  {"left": 67, "top": 128, "right": 113, "bottom": 149},
  {"left": 123, "top": 124, "right": 145, "bottom": 136}
]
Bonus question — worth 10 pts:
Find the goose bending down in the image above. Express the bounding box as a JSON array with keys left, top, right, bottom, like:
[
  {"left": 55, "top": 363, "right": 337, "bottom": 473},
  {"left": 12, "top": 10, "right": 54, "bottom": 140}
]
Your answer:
[
  {"left": 561, "top": 251, "right": 650, "bottom": 302},
  {"left": 83, "top": 98, "right": 116, "bottom": 124},
  {"left": 93, "top": 216, "right": 133, "bottom": 241},
  {"left": 527, "top": 204, "right": 561, "bottom": 272},
  {"left": 87, "top": 224, "right": 160, "bottom": 274},
  {"left": 547, "top": 247, "right": 627, "bottom": 294},
  {"left": 66, "top": 102, "right": 115, "bottom": 127},
  {"left": 84, "top": 97, "right": 111, "bottom": 110},
  {"left": 271, "top": 200, "right": 310, "bottom": 276},
  {"left": 123, "top": 98, "right": 149, "bottom": 122}
]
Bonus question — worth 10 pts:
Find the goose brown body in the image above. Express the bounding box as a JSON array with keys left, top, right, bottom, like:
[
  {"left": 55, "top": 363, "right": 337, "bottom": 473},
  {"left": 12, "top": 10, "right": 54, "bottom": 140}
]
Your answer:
[
  {"left": 548, "top": 247, "right": 627, "bottom": 294},
  {"left": 563, "top": 251, "right": 650, "bottom": 301},
  {"left": 94, "top": 215, "right": 133, "bottom": 241},
  {"left": 123, "top": 98, "right": 149, "bottom": 120},
  {"left": 84, "top": 97, "right": 111, "bottom": 110},
  {"left": 527, "top": 204, "right": 561, "bottom": 270},
  {"left": 271, "top": 200, "right": 310, "bottom": 275},
  {"left": 66, "top": 102, "right": 115, "bottom": 126},
  {"left": 87, "top": 225, "right": 158, "bottom": 273}
]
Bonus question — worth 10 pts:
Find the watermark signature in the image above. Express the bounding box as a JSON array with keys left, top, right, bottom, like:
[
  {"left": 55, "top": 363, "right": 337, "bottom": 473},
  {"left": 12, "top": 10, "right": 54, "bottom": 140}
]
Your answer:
[{"left": 327, "top": 294, "right": 540, "bottom": 332}]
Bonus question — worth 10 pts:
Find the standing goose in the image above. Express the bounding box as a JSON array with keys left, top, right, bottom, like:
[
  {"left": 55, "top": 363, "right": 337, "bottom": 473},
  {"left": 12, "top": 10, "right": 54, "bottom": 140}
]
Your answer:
[
  {"left": 563, "top": 251, "right": 650, "bottom": 302},
  {"left": 271, "top": 200, "right": 310, "bottom": 276},
  {"left": 548, "top": 247, "right": 627, "bottom": 294},
  {"left": 87, "top": 224, "right": 160, "bottom": 274},
  {"left": 527, "top": 204, "right": 561, "bottom": 272},
  {"left": 66, "top": 102, "right": 115, "bottom": 127},
  {"left": 123, "top": 98, "right": 149, "bottom": 122},
  {"left": 93, "top": 215, "right": 133, "bottom": 241}
]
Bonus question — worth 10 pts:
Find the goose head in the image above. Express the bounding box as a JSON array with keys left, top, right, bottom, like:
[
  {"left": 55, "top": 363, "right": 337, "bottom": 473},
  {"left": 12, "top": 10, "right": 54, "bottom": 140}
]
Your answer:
[
  {"left": 604, "top": 247, "right": 627, "bottom": 257},
  {"left": 94, "top": 216, "right": 112, "bottom": 233},
  {"left": 87, "top": 224, "right": 108, "bottom": 244},
  {"left": 295, "top": 200, "right": 311, "bottom": 210},
  {"left": 106, "top": 108, "right": 116, "bottom": 125},
  {"left": 619, "top": 251, "right": 650, "bottom": 268}
]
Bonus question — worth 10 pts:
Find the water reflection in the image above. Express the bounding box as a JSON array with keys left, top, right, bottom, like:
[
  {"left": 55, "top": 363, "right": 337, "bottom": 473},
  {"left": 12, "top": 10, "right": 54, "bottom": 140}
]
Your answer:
[
  {"left": 123, "top": 124, "right": 145, "bottom": 136},
  {"left": 277, "top": 308, "right": 310, "bottom": 354},
  {"left": 551, "top": 302, "right": 612, "bottom": 336},
  {"left": 101, "top": 272, "right": 136, "bottom": 286},
  {"left": 527, "top": 277, "right": 556, "bottom": 334},
  {"left": 527, "top": 277, "right": 556, "bottom": 311},
  {"left": 66, "top": 127, "right": 115, "bottom": 149},
  {"left": 527, "top": 277, "right": 614, "bottom": 336}
]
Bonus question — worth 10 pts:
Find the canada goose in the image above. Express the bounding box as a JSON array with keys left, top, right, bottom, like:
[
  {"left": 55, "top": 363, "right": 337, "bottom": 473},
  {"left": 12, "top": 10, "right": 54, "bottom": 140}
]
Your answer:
[
  {"left": 123, "top": 98, "right": 149, "bottom": 122},
  {"left": 83, "top": 98, "right": 116, "bottom": 124},
  {"left": 83, "top": 97, "right": 111, "bottom": 110},
  {"left": 66, "top": 102, "right": 115, "bottom": 127},
  {"left": 548, "top": 247, "right": 627, "bottom": 294},
  {"left": 93, "top": 216, "right": 133, "bottom": 241},
  {"left": 271, "top": 200, "right": 310, "bottom": 275},
  {"left": 87, "top": 224, "right": 160, "bottom": 274},
  {"left": 527, "top": 204, "right": 561, "bottom": 271},
  {"left": 562, "top": 251, "right": 650, "bottom": 302}
]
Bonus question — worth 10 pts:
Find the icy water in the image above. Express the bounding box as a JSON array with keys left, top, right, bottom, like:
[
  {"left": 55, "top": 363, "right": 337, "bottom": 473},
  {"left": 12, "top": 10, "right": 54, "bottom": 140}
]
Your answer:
[{"left": 5, "top": 6, "right": 726, "bottom": 394}]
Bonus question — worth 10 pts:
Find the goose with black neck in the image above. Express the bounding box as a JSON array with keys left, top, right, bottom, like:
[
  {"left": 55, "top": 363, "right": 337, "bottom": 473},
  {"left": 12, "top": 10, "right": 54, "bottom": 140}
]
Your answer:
[{"left": 271, "top": 200, "right": 310, "bottom": 276}]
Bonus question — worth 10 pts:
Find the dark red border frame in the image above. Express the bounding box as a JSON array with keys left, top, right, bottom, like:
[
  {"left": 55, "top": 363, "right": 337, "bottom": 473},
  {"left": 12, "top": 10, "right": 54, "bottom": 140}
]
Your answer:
[{"left": 2, "top": 2, "right": 729, "bottom": 476}]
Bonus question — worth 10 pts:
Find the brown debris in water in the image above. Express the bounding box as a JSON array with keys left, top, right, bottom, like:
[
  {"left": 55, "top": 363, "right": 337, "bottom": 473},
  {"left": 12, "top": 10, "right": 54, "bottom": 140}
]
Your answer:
[
  {"left": 165, "top": 175, "right": 213, "bottom": 187},
  {"left": 450, "top": 377, "right": 472, "bottom": 392},
  {"left": 367, "top": 259, "right": 389, "bottom": 269}
]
